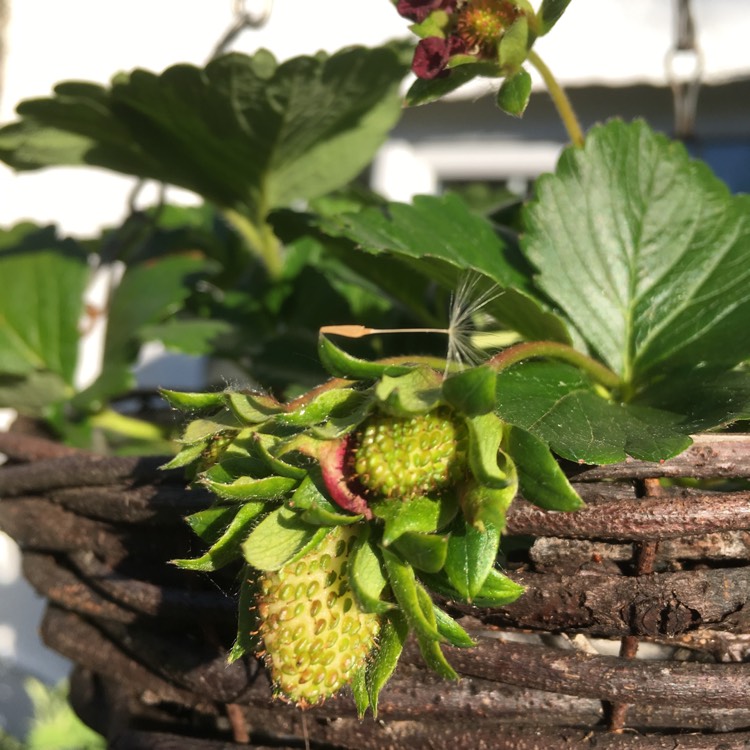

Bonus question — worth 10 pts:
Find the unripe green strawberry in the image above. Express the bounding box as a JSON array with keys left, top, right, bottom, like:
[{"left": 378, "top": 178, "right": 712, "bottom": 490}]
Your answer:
[
  {"left": 257, "top": 525, "right": 379, "bottom": 706},
  {"left": 353, "top": 408, "right": 467, "bottom": 500}
]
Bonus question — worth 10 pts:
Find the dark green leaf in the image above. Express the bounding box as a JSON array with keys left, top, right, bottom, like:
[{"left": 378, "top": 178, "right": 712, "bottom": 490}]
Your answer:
[
  {"left": 524, "top": 120, "right": 750, "bottom": 387},
  {"left": 374, "top": 494, "right": 458, "bottom": 546},
  {"left": 495, "top": 360, "right": 692, "bottom": 463},
  {"left": 472, "top": 568, "right": 525, "bottom": 607},
  {"left": 228, "top": 567, "right": 261, "bottom": 663},
  {"left": 351, "top": 665, "right": 370, "bottom": 719},
  {"left": 322, "top": 193, "right": 569, "bottom": 342},
  {"left": 460, "top": 477, "right": 517, "bottom": 531},
  {"left": 504, "top": 424, "right": 583, "bottom": 511},
  {"left": 444, "top": 518, "right": 501, "bottom": 601}
]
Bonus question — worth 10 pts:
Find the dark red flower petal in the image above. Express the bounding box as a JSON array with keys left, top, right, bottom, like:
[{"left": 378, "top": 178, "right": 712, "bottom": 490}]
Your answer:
[
  {"left": 412, "top": 36, "right": 452, "bottom": 79},
  {"left": 397, "top": 0, "right": 457, "bottom": 22}
]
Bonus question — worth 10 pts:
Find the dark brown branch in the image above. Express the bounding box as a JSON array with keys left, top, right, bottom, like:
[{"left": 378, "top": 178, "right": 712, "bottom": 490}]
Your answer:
[
  {"left": 0, "top": 431, "right": 86, "bottom": 462},
  {"left": 507, "top": 488, "right": 750, "bottom": 541}
]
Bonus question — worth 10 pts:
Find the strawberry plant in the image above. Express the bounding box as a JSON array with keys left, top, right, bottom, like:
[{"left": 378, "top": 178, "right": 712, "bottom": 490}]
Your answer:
[{"left": 0, "top": 0, "right": 749, "bottom": 729}]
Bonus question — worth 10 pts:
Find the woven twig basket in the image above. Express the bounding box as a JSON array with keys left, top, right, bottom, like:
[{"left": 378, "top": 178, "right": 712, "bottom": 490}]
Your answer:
[{"left": 1, "top": 431, "right": 750, "bottom": 749}]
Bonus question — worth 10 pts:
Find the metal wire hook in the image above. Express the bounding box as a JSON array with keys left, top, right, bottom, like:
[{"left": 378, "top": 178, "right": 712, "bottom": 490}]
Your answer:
[{"left": 210, "top": 0, "right": 274, "bottom": 60}]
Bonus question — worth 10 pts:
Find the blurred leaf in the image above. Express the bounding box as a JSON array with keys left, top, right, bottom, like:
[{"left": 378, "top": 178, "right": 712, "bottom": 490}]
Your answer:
[
  {"left": 496, "top": 68, "right": 532, "bottom": 117},
  {"left": 0, "top": 225, "right": 88, "bottom": 410},
  {"left": 0, "top": 47, "right": 407, "bottom": 222},
  {"left": 538, "top": 0, "right": 573, "bottom": 34}
]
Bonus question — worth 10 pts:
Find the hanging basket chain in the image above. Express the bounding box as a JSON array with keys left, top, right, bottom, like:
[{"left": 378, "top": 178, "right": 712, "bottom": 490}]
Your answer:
[{"left": 665, "top": 0, "right": 704, "bottom": 139}]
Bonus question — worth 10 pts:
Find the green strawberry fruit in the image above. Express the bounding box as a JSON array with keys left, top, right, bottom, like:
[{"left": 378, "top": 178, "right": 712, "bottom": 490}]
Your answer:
[
  {"left": 353, "top": 408, "right": 468, "bottom": 500},
  {"left": 257, "top": 524, "right": 380, "bottom": 706}
]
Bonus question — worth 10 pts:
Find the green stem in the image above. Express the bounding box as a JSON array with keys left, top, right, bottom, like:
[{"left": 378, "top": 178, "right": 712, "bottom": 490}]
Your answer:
[
  {"left": 223, "top": 208, "right": 284, "bottom": 278},
  {"left": 527, "top": 50, "right": 584, "bottom": 147},
  {"left": 90, "top": 408, "right": 166, "bottom": 442},
  {"left": 487, "top": 341, "right": 621, "bottom": 390}
]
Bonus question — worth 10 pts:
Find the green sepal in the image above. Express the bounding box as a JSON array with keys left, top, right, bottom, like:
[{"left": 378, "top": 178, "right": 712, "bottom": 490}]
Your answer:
[
  {"left": 228, "top": 566, "right": 261, "bottom": 663},
  {"left": 443, "top": 517, "right": 501, "bottom": 601},
  {"left": 433, "top": 605, "right": 475, "bottom": 648},
  {"left": 366, "top": 610, "right": 409, "bottom": 716},
  {"left": 466, "top": 413, "right": 512, "bottom": 488},
  {"left": 227, "top": 391, "right": 283, "bottom": 424},
  {"left": 172, "top": 500, "right": 266, "bottom": 572},
  {"left": 374, "top": 367, "right": 442, "bottom": 416},
  {"left": 274, "top": 387, "right": 366, "bottom": 428},
  {"left": 310, "top": 393, "right": 374, "bottom": 439},
  {"left": 201, "top": 474, "right": 298, "bottom": 502},
  {"left": 496, "top": 68, "right": 532, "bottom": 117},
  {"left": 460, "top": 477, "right": 516, "bottom": 532},
  {"left": 442, "top": 365, "right": 496, "bottom": 416},
  {"left": 351, "top": 664, "right": 370, "bottom": 719},
  {"left": 181, "top": 412, "right": 240, "bottom": 443},
  {"left": 498, "top": 15, "right": 529, "bottom": 71},
  {"left": 409, "top": 10, "right": 450, "bottom": 39},
  {"left": 373, "top": 494, "right": 458, "bottom": 546},
  {"left": 286, "top": 473, "right": 363, "bottom": 526},
  {"left": 381, "top": 546, "right": 443, "bottom": 642},
  {"left": 160, "top": 439, "right": 208, "bottom": 470},
  {"left": 538, "top": 0, "right": 572, "bottom": 34},
  {"left": 348, "top": 525, "right": 394, "bottom": 615},
  {"left": 255, "top": 434, "right": 307, "bottom": 480},
  {"left": 160, "top": 388, "right": 226, "bottom": 411},
  {"left": 185, "top": 505, "right": 238, "bottom": 544},
  {"left": 504, "top": 424, "right": 583, "bottom": 511},
  {"left": 392, "top": 531, "right": 449, "bottom": 574},
  {"left": 421, "top": 567, "right": 525, "bottom": 608},
  {"left": 318, "top": 334, "right": 415, "bottom": 379},
  {"left": 415, "top": 635, "right": 458, "bottom": 680},
  {"left": 241, "top": 505, "right": 321, "bottom": 571}
]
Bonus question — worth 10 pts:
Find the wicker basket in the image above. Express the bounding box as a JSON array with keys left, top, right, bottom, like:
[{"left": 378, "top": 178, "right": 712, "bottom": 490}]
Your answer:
[{"left": 2, "top": 431, "right": 750, "bottom": 749}]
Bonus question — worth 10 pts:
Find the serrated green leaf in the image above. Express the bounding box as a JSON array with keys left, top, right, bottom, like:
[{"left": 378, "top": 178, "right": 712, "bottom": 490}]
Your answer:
[
  {"left": 348, "top": 526, "right": 394, "bottom": 615},
  {"left": 374, "top": 367, "right": 442, "bottom": 416},
  {"left": 381, "top": 546, "right": 443, "bottom": 642},
  {"left": 172, "top": 500, "right": 265, "bottom": 572},
  {"left": 432, "top": 605, "right": 475, "bottom": 647},
  {"left": 504, "top": 424, "right": 583, "bottom": 511},
  {"left": 366, "top": 610, "right": 409, "bottom": 716},
  {"left": 202, "top": 474, "right": 297, "bottom": 502},
  {"left": 442, "top": 365, "right": 496, "bottom": 416},
  {"left": 321, "top": 194, "right": 569, "bottom": 343},
  {"left": 444, "top": 518, "right": 501, "bottom": 601},
  {"left": 318, "top": 334, "right": 416, "bottom": 379},
  {"left": 241, "top": 505, "right": 319, "bottom": 571},
  {"left": 496, "top": 67, "right": 532, "bottom": 117},
  {"left": 495, "top": 360, "right": 692, "bottom": 463},
  {"left": 392, "top": 531, "right": 449, "bottom": 573},
  {"left": 524, "top": 120, "right": 750, "bottom": 388},
  {"left": 466, "top": 412, "right": 513, "bottom": 488}
]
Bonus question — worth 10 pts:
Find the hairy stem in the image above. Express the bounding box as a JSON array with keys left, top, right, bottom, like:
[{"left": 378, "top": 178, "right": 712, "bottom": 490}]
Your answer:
[
  {"left": 487, "top": 341, "right": 620, "bottom": 390},
  {"left": 527, "top": 50, "right": 584, "bottom": 147}
]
